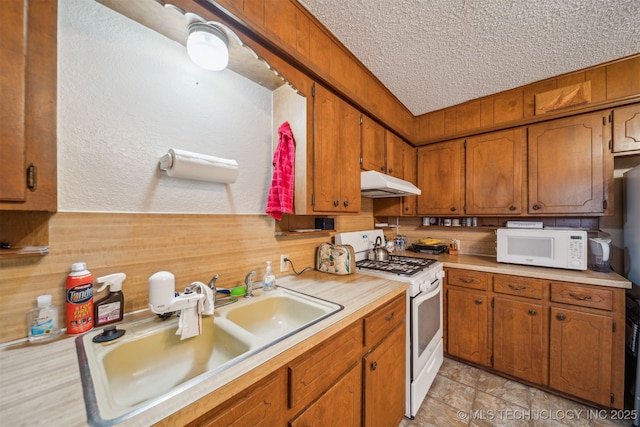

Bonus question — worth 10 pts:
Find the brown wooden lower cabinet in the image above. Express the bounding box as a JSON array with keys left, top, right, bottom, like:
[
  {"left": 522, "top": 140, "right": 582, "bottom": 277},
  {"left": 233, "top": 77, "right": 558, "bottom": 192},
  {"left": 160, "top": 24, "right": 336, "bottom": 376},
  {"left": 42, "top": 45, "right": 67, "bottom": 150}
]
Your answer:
[
  {"left": 186, "top": 369, "right": 288, "bottom": 427},
  {"left": 289, "top": 361, "right": 362, "bottom": 427},
  {"left": 493, "top": 297, "right": 547, "bottom": 384},
  {"left": 549, "top": 307, "right": 613, "bottom": 407},
  {"left": 363, "top": 324, "right": 406, "bottom": 427},
  {"left": 444, "top": 267, "right": 625, "bottom": 409},
  {"left": 447, "top": 288, "right": 491, "bottom": 366}
]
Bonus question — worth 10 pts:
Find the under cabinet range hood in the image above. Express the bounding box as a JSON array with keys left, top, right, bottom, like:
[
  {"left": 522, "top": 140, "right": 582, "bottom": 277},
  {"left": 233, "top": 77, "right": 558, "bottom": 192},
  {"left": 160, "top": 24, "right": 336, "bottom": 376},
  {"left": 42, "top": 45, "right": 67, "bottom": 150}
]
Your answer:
[{"left": 361, "top": 170, "right": 422, "bottom": 198}]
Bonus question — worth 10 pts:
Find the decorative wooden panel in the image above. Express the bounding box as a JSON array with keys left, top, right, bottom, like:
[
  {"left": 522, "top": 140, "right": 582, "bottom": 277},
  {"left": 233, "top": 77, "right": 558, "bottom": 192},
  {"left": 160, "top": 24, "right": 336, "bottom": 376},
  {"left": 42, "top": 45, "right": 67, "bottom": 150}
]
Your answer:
[
  {"left": 535, "top": 81, "right": 592, "bottom": 115},
  {"left": 606, "top": 55, "right": 640, "bottom": 100},
  {"left": 613, "top": 103, "right": 640, "bottom": 153}
]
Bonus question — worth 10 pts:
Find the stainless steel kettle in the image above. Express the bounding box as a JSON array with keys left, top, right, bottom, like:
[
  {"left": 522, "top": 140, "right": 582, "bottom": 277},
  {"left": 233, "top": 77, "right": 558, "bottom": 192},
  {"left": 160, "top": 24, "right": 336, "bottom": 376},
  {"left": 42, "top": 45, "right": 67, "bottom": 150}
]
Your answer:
[{"left": 373, "top": 236, "right": 389, "bottom": 261}]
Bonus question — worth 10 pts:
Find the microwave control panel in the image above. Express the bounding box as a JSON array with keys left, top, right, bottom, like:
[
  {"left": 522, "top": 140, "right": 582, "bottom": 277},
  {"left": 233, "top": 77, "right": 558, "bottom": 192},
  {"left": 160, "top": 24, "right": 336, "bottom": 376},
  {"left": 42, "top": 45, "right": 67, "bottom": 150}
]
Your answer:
[{"left": 569, "top": 234, "right": 586, "bottom": 268}]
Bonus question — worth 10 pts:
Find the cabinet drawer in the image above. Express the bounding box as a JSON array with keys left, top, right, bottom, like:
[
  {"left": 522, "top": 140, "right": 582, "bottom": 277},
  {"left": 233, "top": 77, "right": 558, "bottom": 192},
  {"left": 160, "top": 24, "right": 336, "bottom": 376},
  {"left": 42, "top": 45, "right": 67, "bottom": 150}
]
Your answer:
[
  {"left": 288, "top": 321, "right": 363, "bottom": 409},
  {"left": 493, "top": 275, "right": 545, "bottom": 299},
  {"left": 550, "top": 282, "right": 613, "bottom": 311},
  {"left": 363, "top": 294, "right": 406, "bottom": 348},
  {"left": 447, "top": 269, "right": 490, "bottom": 291}
]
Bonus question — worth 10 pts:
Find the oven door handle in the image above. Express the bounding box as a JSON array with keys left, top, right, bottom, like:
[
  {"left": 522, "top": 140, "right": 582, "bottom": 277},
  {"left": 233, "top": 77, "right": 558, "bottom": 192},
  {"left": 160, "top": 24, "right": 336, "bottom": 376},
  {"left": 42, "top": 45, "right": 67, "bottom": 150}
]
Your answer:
[{"left": 413, "top": 278, "right": 442, "bottom": 303}]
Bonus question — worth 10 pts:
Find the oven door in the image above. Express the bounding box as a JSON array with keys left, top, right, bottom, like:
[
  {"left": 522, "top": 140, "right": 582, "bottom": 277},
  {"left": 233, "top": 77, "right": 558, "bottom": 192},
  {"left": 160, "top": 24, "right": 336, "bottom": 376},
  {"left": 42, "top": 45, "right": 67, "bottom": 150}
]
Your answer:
[{"left": 408, "top": 277, "right": 444, "bottom": 417}]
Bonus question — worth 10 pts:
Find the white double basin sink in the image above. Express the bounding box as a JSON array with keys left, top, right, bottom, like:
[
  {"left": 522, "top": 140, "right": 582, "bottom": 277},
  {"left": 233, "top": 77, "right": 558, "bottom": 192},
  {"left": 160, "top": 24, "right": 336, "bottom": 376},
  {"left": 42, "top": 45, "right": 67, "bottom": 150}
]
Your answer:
[{"left": 76, "top": 287, "right": 342, "bottom": 426}]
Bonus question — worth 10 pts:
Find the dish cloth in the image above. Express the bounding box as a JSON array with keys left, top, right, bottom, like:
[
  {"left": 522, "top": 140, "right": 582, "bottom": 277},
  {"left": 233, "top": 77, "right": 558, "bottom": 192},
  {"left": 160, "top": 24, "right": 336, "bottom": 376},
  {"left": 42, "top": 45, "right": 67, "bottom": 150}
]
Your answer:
[
  {"left": 176, "top": 302, "right": 202, "bottom": 340},
  {"left": 266, "top": 121, "right": 296, "bottom": 220},
  {"left": 191, "top": 281, "right": 215, "bottom": 316}
]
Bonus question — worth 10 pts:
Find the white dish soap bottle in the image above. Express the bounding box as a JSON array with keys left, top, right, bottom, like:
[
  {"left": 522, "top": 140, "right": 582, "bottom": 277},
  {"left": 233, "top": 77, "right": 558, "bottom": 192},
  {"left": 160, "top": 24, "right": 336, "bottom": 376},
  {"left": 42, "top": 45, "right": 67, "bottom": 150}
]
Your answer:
[{"left": 263, "top": 261, "right": 276, "bottom": 292}]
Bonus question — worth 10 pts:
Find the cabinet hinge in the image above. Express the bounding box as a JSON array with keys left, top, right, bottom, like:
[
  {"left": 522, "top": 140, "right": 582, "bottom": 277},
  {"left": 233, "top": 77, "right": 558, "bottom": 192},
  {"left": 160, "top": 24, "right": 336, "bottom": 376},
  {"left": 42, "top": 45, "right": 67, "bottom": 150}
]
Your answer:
[
  {"left": 359, "top": 156, "right": 363, "bottom": 166},
  {"left": 609, "top": 139, "right": 613, "bottom": 151},
  {"left": 311, "top": 83, "right": 315, "bottom": 98},
  {"left": 603, "top": 116, "right": 606, "bottom": 126},
  {"left": 613, "top": 321, "right": 616, "bottom": 332},
  {"left": 491, "top": 298, "right": 494, "bottom": 308},
  {"left": 603, "top": 199, "right": 608, "bottom": 210},
  {"left": 311, "top": 194, "right": 315, "bottom": 206},
  {"left": 490, "top": 355, "right": 494, "bottom": 366},
  {"left": 609, "top": 113, "right": 612, "bottom": 124},
  {"left": 611, "top": 393, "right": 615, "bottom": 404},
  {"left": 26, "top": 163, "right": 37, "bottom": 192},
  {"left": 359, "top": 115, "right": 363, "bottom": 125},
  {"left": 464, "top": 140, "right": 467, "bottom": 149}
]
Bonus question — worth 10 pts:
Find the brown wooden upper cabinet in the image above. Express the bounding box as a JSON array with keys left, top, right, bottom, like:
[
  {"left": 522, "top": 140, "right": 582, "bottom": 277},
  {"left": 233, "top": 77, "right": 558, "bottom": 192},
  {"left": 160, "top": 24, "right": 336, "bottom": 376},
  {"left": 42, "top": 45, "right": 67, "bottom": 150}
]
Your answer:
[
  {"left": 528, "top": 111, "right": 611, "bottom": 215},
  {"left": 360, "top": 117, "right": 406, "bottom": 179},
  {"left": 312, "top": 84, "right": 361, "bottom": 213},
  {"left": 465, "top": 128, "right": 525, "bottom": 215},
  {"left": 384, "top": 130, "right": 404, "bottom": 178},
  {"left": 416, "top": 139, "right": 465, "bottom": 216},
  {"left": 360, "top": 115, "right": 386, "bottom": 173},
  {"left": 0, "top": 0, "right": 57, "bottom": 211},
  {"left": 612, "top": 103, "right": 640, "bottom": 155}
]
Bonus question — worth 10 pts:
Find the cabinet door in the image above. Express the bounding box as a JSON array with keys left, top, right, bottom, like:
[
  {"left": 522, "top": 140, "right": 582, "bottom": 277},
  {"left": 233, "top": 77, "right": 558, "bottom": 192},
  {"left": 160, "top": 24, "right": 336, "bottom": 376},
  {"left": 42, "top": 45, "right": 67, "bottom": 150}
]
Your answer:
[
  {"left": 363, "top": 325, "right": 406, "bottom": 427},
  {"left": 313, "top": 84, "right": 361, "bottom": 212},
  {"left": 403, "top": 143, "right": 418, "bottom": 215},
  {"left": 613, "top": 103, "right": 640, "bottom": 154},
  {"left": 446, "top": 288, "right": 490, "bottom": 366},
  {"left": 416, "top": 139, "right": 465, "bottom": 215},
  {"left": 290, "top": 362, "right": 361, "bottom": 427},
  {"left": 0, "top": 0, "right": 57, "bottom": 210},
  {"left": 493, "top": 298, "right": 547, "bottom": 384},
  {"left": 528, "top": 112, "right": 607, "bottom": 214},
  {"left": 466, "top": 129, "right": 524, "bottom": 215},
  {"left": 187, "top": 369, "right": 288, "bottom": 427},
  {"left": 549, "top": 307, "right": 613, "bottom": 406},
  {"left": 385, "top": 130, "right": 404, "bottom": 178},
  {"left": 361, "top": 115, "right": 385, "bottom": 172}
]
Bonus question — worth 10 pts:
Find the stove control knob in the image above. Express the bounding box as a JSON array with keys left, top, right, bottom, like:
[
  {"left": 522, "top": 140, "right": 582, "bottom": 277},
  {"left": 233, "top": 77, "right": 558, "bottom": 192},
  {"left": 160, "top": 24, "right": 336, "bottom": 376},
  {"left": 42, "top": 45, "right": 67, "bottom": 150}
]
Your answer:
[
  {"left": 419, "top": 281, "right": 431, "bottom": 293},
  {"left": 436, "top": 270, "right": 445, "bottom": 280}
]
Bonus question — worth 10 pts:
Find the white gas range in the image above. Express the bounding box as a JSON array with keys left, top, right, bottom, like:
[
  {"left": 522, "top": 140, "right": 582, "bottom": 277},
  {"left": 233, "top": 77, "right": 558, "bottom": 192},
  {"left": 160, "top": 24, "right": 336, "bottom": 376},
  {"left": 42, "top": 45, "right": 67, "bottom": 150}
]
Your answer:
[{"left": 335, "top": 230, "right": 444, "bottom": 419}]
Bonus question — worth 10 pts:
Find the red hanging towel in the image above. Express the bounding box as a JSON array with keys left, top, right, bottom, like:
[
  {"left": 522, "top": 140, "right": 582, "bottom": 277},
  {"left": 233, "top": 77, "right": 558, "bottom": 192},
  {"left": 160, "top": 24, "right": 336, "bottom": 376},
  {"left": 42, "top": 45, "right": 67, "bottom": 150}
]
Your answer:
[{"left": 266, "top": 122, "right": 296, "bottom": 220}]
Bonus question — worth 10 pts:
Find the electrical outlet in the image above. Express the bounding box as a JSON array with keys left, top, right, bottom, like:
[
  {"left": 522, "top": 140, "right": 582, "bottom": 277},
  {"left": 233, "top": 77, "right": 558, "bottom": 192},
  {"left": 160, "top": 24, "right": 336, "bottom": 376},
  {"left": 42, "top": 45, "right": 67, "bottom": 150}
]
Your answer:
[{"left": 280, "top": 254, "right": 289, "bottom": 272}]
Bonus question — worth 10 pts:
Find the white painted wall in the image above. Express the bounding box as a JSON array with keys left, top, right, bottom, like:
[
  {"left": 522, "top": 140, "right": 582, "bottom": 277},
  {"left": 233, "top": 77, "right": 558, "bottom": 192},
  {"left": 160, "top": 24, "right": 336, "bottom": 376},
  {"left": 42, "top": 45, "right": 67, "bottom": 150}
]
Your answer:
[{"left": 57, "top": 0, "right": 273, "bottom": 214}]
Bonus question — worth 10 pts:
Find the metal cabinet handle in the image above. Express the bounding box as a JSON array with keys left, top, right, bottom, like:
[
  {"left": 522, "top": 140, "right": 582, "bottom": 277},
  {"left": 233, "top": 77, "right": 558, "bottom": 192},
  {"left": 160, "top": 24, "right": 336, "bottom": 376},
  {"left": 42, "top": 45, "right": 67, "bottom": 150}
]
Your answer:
[
  {"left": 451, "top": 206, "right": 457, "bottom": 212},
  {"left": 388, "top": 168, "right": 393, "bottom": 174},
  {"left": 509, "top": 205, "right": 516, "bottom": 211},
  {"left": 528, "top": 309, "right": 537, "bottom": 315},
  {"left": 508, "top": 284, "right": 526, "bottom": 291},
  {"left": 532, "top": 204, "right": 541, "bottom": 210},
  {"left": 343, "top": 200, "right": 349, "bottom": 207},
  {"left": 370, "top": 361, "right": 378, "bottom": 371},
  {"left": 385, "top": 312, "right": 395, "bottom": 322},
  {"left": 557, "top": 313, "right": 566, "bottom": 321},
  {"left": 381, "top": 166, "right": 386, "bottom": 172},
  {"left": 475, "top": 299, "right": 483, "bottom": 305},
  {"left": 568, "top": 293, "right": 592, "bottom": 301}
]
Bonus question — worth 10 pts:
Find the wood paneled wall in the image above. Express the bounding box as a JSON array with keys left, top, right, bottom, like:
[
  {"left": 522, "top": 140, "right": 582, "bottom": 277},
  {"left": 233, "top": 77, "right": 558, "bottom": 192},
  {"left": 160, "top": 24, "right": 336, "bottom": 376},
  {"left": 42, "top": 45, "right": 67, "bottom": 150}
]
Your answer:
[{"left": 0, "top": 202, "right": 374, "bottom": 343}]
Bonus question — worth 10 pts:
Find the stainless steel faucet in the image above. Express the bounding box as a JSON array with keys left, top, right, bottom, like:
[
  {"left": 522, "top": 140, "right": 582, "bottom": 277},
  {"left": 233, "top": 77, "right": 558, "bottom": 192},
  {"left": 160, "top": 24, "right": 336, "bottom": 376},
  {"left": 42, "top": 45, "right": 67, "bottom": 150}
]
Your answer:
[
  {"left": 208, "top": 274, "right": 219, "bottom": 306},
  {"left": 244, "top": 271, "right": 256, "bottom": 298}
]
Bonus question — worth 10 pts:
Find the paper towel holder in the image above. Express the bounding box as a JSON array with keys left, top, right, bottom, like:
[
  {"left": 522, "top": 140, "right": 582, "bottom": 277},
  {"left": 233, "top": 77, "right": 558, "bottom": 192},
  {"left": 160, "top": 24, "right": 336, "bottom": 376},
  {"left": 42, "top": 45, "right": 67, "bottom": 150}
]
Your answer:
[{"left": 158, "top": 148, "right": 240, "bottom": 184}]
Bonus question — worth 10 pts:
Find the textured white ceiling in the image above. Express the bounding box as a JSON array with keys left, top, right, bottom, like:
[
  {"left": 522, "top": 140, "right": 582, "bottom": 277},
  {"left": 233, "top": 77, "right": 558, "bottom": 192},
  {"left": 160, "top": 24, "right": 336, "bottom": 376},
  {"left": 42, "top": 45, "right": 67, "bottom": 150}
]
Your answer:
[{"left": 298, "top": 0, "right": 640, "bottom": 116}]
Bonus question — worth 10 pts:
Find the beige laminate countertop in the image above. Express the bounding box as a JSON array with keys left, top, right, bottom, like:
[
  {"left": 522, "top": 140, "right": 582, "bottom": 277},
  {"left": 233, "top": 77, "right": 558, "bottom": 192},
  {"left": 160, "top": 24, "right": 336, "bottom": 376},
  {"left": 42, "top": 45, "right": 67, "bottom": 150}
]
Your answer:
[
  {"left": 397, "top": 251, "right": 632, "bottom": 289},
  {"left": 0, "top": 272, "right": 407, "bottom": 427}
]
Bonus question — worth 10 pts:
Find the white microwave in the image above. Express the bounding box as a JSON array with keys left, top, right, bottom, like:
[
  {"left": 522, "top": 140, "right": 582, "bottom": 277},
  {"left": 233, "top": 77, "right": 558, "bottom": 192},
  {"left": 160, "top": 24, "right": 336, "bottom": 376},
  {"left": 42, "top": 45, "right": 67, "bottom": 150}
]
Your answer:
[{"left": 496, "top": 228, "right": 587, "bottom": 270}]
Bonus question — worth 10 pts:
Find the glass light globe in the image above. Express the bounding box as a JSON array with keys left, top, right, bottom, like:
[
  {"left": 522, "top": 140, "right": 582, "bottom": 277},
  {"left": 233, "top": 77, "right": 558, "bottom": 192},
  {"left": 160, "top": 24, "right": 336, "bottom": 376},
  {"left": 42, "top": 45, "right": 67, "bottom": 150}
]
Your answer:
[{"left": 187, "top": 24, "right": 229, "bottom": 71}]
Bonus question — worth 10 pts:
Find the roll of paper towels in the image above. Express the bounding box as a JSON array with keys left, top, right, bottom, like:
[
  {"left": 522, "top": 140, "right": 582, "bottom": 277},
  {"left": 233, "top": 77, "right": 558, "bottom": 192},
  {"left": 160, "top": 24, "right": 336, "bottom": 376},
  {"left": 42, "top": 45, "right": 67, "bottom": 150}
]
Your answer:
[{"left": 159, "top": 148, "right": 239, "bottom": 184}]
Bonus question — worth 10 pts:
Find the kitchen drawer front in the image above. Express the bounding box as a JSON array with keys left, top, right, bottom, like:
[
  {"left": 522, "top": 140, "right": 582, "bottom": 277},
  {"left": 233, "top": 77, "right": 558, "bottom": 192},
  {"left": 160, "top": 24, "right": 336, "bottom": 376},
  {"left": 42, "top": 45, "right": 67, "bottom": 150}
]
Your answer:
[
  {"left": 288, "top": 321, "right": 363, "bottom": 409},
  {"left": 363, "top": 294, "right": 406, "bottom": 348},
  {"left": 447, "top": 269, "right": 490, "bottom": 291},
  {"left": 493, "top": 275, "right": 545, "bottom": 300},
  {"left": 550, "top": 282, "right": 613, "bottom": 311}
]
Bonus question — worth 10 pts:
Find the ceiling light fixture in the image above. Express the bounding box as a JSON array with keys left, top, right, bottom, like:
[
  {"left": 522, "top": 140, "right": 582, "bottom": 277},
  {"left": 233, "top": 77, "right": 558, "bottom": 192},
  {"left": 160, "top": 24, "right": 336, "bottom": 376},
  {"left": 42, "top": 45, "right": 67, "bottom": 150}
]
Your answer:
[{"left": 186, "top": 22, "right": 229, "bottom": 71}]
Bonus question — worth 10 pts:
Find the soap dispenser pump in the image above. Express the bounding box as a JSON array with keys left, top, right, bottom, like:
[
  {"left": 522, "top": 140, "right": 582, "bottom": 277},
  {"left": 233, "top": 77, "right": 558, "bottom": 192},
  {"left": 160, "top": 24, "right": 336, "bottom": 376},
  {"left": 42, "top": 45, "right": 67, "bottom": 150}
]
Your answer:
[{"left": 94, "top": 273, "right": 126, "bottom": 326}]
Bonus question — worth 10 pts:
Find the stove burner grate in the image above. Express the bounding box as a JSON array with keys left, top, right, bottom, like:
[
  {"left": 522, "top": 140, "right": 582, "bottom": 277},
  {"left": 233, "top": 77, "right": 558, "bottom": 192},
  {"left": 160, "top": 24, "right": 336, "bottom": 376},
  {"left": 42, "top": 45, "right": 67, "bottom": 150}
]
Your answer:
[{"left": 356, "top": 256, "right": 437, "bottom": 276}]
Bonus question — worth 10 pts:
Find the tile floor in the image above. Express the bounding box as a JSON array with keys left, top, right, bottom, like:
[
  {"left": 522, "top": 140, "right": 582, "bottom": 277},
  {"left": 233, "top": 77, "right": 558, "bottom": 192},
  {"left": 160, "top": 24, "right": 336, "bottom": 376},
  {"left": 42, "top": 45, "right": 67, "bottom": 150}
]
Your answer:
[{"left": 400, "top": 357, "right": 635, "bottom": 427}]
